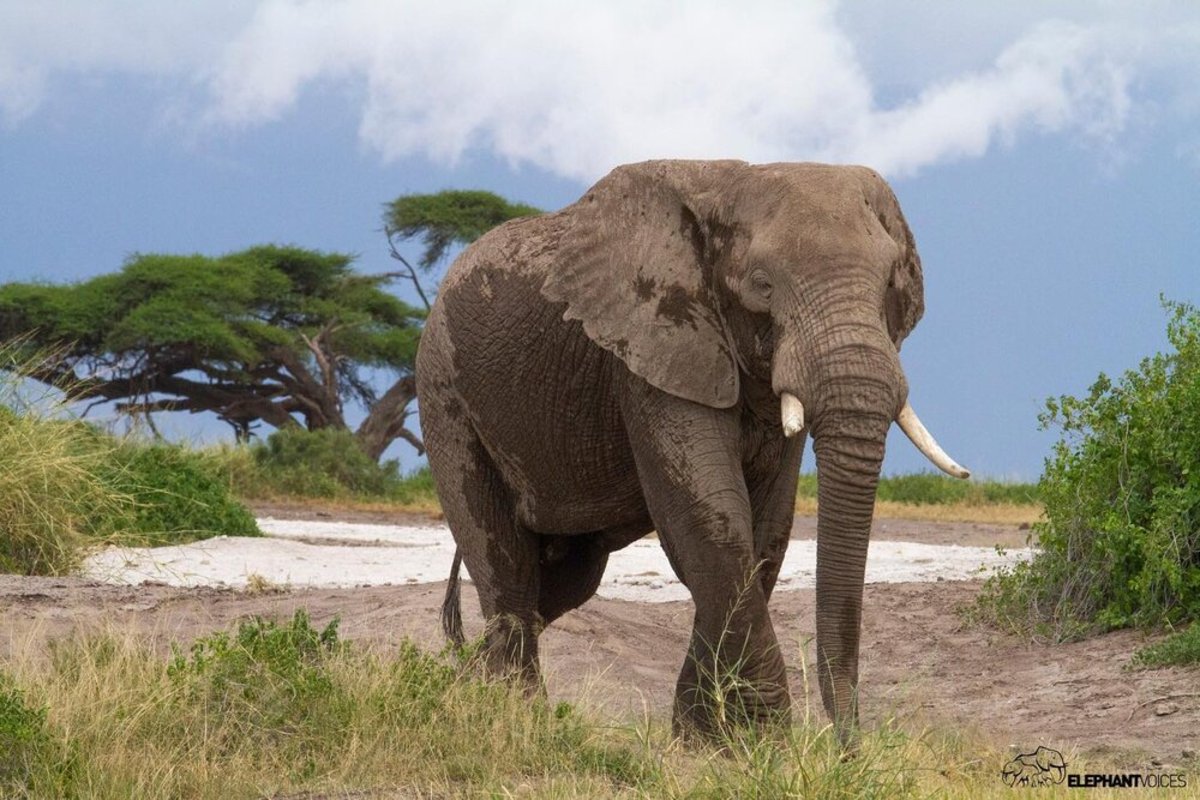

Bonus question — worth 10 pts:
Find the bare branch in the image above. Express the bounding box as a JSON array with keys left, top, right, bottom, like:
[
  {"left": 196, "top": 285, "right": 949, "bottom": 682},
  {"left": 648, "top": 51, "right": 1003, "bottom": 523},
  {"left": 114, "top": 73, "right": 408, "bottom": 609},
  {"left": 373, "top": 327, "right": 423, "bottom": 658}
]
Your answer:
[
  {"left": 385, "top": 226, "right": 434, "bottom": 311},
  {"left": 395, "top": 424, "right": 426, "bottom": 456},
  {"left": 355, "top": 374, "right": 420, "bottom": 460}
]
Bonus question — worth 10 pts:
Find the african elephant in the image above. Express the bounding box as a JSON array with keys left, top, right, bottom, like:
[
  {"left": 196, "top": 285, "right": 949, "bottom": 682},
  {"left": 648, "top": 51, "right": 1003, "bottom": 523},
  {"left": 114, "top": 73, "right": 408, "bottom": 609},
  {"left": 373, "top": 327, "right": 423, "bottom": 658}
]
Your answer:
[{"left": 416, "top": 159, "right": 968, "bottom": 744}]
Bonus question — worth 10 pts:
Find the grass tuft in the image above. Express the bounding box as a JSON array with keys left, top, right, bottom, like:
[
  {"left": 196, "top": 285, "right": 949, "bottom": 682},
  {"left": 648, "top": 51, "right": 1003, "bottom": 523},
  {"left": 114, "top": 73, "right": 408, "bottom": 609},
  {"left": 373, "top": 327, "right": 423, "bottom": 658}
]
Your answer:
[{"left": 1131, "top": 623, "right": 1200, "bottom": 669}]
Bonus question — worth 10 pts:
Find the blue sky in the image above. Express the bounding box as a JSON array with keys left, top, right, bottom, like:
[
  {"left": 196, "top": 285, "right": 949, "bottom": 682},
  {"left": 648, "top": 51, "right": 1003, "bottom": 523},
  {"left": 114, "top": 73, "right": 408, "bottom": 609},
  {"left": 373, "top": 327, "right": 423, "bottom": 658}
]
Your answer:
[{"left": 1, "top": 1, "right": 1197, "bottom": 479}]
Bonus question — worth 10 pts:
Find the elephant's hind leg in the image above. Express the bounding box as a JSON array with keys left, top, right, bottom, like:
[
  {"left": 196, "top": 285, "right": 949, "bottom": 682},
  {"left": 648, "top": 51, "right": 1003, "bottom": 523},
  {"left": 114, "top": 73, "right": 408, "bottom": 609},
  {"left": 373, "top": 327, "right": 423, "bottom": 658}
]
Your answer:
[{"left": 423, "top": 404, "right": 542, "bottom": 683}]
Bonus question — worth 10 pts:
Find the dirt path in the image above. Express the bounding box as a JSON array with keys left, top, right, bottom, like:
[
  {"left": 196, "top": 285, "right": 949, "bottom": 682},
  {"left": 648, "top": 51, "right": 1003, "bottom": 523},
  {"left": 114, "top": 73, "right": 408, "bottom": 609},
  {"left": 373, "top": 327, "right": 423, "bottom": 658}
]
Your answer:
[{"left": 0, "top": 512, "right": 1194, "bottom": 769}]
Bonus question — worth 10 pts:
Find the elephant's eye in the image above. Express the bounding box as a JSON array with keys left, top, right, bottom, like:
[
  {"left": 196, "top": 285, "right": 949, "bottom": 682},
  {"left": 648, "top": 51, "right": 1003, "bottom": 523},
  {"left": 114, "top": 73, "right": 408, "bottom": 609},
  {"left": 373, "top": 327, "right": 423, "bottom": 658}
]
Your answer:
[{"left": 749, "top": 269, "right": 773, "bottom": 300}]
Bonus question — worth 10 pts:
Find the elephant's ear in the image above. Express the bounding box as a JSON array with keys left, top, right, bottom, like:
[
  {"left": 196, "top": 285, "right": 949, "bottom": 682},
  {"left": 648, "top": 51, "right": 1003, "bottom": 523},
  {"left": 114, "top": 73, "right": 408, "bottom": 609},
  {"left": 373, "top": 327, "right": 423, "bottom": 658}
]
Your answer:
[
  {"left": 854, "top": 168, "right": 925, "bottom": 349},
  {"left": 542, "top": 160, "right": 745, "bottom": 408}
]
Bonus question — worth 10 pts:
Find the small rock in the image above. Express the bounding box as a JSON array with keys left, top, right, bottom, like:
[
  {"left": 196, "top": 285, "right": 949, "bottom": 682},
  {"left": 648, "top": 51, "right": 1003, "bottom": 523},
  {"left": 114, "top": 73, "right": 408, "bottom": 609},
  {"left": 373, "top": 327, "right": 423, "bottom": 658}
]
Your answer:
[
  {"left": 316, "top": 511, "right": 332, "bottom": 518},
  {"left": 1154, "top": 702, "right": 1179, "bottom": 716},
  {"left": 1151, "top": 757, "right": 1163, "bottom": 766},
  {"left": 1182, "top": 749, "right": 1196, "bottom": 760},
  {"left": 1018, "top": 522, "right": 1030, "bottom": 530}
]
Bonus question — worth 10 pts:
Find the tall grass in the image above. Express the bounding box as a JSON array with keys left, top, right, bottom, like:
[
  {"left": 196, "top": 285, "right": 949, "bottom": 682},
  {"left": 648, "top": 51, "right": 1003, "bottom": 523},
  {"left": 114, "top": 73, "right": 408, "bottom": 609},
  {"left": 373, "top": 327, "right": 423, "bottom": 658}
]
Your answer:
[
  {"left": 0, "top": 403, "right": 130, "bottom": 574},
  {"left": 0, "top": 612, "right": 1058, "bottom": 799},
  {"left": 0, "top": 347, "right": 258, "bottom": 574}
]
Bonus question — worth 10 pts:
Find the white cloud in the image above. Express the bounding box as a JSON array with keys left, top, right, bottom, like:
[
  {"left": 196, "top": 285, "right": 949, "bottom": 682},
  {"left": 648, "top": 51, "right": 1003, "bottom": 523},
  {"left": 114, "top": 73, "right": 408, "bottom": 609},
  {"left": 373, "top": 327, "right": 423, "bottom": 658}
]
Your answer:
[{"left": 1, "top": 0, "right": 1196, "bottom": 181}]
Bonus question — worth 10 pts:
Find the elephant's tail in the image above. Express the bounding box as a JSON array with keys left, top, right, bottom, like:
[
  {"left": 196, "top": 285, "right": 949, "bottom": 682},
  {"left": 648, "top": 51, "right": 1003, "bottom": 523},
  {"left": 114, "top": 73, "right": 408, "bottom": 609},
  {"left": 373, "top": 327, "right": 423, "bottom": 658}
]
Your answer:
[{"left": 441, "top": 548, "right": 465, "bottom": 648}]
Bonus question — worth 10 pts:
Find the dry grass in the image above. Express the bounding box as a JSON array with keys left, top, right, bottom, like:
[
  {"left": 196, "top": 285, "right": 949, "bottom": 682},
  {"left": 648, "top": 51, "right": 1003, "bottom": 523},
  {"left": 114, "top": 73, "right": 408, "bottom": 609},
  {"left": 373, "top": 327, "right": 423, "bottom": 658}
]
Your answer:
[
  {"left": 247, "top": 493, "right": 444, "bottom": 519},
  {"left": 258, "top": 494, "right": 1040, "bottom": 527},
  {"left": 0, "top": 616, "right": 1151, "bottom": 799}
]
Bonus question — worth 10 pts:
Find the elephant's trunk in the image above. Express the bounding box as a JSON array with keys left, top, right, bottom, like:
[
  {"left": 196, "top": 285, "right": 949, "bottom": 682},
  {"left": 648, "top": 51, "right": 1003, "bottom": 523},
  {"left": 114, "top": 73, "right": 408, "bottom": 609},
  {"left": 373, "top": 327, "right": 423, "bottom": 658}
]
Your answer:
[
  {"left": 811, "top": 408, "right": 890, "bottom": 743},
  {"left": 774, "top": 319, "right": 903, "bottom": 745},
  {"left": 773, "top": 310, "right": 969, "bottom": 744}
]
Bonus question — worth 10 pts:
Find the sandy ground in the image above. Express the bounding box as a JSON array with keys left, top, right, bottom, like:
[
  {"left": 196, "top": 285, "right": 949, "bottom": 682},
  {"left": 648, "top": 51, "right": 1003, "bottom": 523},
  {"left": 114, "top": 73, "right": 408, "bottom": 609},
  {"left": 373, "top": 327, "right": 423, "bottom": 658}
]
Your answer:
[
  {"left": 1, "top": 508, "right": 1196, "bottom": 769},
  {"left": 81, "top": 517, "right": 1031, "bottom": 602}
]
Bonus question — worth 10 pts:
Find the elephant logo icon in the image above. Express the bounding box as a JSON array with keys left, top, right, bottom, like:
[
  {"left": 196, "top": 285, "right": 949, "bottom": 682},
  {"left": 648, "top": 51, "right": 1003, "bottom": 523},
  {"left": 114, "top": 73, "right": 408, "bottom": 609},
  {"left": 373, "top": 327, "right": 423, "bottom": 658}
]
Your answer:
[{"left": 1002, "top": 746, "right": 1067, "bottom": 787}]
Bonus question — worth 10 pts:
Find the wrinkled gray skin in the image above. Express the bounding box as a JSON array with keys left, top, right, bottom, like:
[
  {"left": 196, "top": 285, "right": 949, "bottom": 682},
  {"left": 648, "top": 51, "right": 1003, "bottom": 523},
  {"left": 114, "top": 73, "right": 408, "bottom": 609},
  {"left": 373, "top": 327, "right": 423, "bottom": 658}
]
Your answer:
[{"left": 417, "top": 160, "right": 928, "bottom": 744}]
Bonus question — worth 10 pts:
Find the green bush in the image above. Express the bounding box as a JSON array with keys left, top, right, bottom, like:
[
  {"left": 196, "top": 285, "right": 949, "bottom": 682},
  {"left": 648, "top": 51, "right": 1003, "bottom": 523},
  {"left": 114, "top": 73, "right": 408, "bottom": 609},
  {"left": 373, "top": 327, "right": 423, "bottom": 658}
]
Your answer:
[
  {"left": 168, "top": 611, "right": 351, "bottom": 778},
  {"left": 250, "top": 427, "right": 404, "bottom": 498},
  {"left": 214, "top": 426, "right": 439, "bottom": 505},
  {"left": 99, "top": 442, "right": 260, "bottom": 545},
  {"left": 392, "top": 465, "right": 437, "bottom": 505},
  {"left": 0, "top": 673, "right": 66, "bottom": 793},
  {"left": 976, "top": 300, "right": 1200, "bottom": 640},
  {"left": 796, "top": 471, "right": 1038, "bottom": 505},
  {"left": 161, "top": 611, "right": 647, "bottom": 789}
]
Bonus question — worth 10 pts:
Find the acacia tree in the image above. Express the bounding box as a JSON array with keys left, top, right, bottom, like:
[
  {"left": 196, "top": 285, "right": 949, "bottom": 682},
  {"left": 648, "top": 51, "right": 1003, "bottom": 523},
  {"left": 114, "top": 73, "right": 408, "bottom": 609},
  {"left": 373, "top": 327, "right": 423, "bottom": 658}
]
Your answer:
[
  {"left": 383, "top": 190, "right": 542, "bottom": 310},
  {"left": 0, "top": 245, "right": 424, "bottom": 459},
  {"left": 0, "top": 191, "right": 541, "bottom": 462}
]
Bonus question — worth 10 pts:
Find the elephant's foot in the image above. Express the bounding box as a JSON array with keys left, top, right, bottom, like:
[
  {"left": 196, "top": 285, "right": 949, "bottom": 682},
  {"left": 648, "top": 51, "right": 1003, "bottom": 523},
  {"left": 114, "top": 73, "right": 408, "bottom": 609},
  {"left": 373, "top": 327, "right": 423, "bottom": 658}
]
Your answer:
[
  {"left": 671, "top": 659, "right": 791, "bottom": 744},
  {"left": 478, "top": 611, "right": 543, "bottom": 688}
]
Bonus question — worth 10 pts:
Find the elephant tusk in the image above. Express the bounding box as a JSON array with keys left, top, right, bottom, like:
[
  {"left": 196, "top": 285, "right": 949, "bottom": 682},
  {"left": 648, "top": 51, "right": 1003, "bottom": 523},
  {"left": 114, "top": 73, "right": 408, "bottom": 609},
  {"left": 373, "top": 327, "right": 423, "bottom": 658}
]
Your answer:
[
  {"left": 896, "top": 402, "right": 971, "bottom": 479},
  {"left": 780, "top": 393, "right": 805, "bottom": 438}
]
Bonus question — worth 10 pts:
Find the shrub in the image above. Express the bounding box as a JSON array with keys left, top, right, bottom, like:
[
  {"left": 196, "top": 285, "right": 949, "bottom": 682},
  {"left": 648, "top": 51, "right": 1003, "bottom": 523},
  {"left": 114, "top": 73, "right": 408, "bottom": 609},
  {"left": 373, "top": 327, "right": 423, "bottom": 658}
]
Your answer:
[
  {"left": 168, "top": 611, "right": 351, "bottom": 778},
  {"left": 249, "top": 427, "right": 404, "bottom": 498},
  {"left": 1, "top": 343, "right": 258, "bottom": 574},
  {"left": 976, "top": 300, "right": 1200, "bottom": 640},
  {"left": 99, "top": 441, "right": 260, "bottom": 544},
  {"left": 392, "top": 465, "right": 438, "bottom": 506},
  {"left": 0, "top": 673, "right": 66, "bottom": 793},
  {"left": 213, "top": 426, "right": 439, "bottom": 505}
]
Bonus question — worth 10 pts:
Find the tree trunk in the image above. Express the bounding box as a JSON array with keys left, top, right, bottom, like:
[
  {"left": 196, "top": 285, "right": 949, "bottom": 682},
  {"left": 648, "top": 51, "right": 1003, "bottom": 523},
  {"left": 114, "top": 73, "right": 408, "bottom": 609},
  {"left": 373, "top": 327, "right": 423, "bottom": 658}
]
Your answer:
[{"left": 355, "top": 375, "right": 423, "bottom": 461}]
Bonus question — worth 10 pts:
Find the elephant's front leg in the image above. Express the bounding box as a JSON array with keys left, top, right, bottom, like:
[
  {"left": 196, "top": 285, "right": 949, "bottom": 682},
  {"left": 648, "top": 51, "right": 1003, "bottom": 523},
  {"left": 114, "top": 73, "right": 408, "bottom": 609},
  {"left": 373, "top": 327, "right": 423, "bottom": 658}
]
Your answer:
[
  {"left": 621, "top": 379, "right": 790, "bottom": 738},
  {"left": 744, "top": 430, "right": 806, "bottom": 599}
]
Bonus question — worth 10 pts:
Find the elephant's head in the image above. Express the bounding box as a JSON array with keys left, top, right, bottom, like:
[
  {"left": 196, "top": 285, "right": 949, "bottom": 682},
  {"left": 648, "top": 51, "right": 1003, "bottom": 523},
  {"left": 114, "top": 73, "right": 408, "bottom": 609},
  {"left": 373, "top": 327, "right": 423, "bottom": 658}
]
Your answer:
[{"left": 543, "top": 160, "right": 968, "bottom": 738}]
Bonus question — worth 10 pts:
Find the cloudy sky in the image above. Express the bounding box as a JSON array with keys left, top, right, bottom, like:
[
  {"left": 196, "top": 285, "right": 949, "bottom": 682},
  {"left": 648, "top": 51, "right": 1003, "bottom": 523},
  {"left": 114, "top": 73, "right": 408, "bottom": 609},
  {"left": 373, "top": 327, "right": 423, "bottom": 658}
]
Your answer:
[{"left": 1, "top": 1, "right": 1197, "bottom": 478}]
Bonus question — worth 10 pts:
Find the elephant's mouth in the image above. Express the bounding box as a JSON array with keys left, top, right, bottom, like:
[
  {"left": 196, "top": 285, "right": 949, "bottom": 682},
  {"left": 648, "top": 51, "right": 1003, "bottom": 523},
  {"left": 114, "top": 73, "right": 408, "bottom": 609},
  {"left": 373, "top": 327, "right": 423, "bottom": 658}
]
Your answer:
[{"left": 778, "top": 392, "right": 970, "bottom": 479}]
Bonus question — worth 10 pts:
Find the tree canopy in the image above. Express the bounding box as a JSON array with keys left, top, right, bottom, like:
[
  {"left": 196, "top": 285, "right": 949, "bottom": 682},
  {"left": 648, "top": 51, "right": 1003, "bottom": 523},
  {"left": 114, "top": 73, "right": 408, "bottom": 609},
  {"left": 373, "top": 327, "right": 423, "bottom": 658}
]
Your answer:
[
  {"left": 385, "top": 190, "right": 542, "bottom": 271},
  {"left": 0, "top": 189, "right": 542, "bottom": 462},
  {"left": 0, "top": 245, "right": 424, "bottom": 458}
]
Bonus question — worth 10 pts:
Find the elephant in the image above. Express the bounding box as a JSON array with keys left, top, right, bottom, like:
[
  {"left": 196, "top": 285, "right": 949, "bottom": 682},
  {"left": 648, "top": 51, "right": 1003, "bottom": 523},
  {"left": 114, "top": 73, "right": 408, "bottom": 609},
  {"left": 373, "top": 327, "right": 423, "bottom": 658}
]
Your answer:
[{"left": 416, "top": 159, "right": 968, "bottom": 744}]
